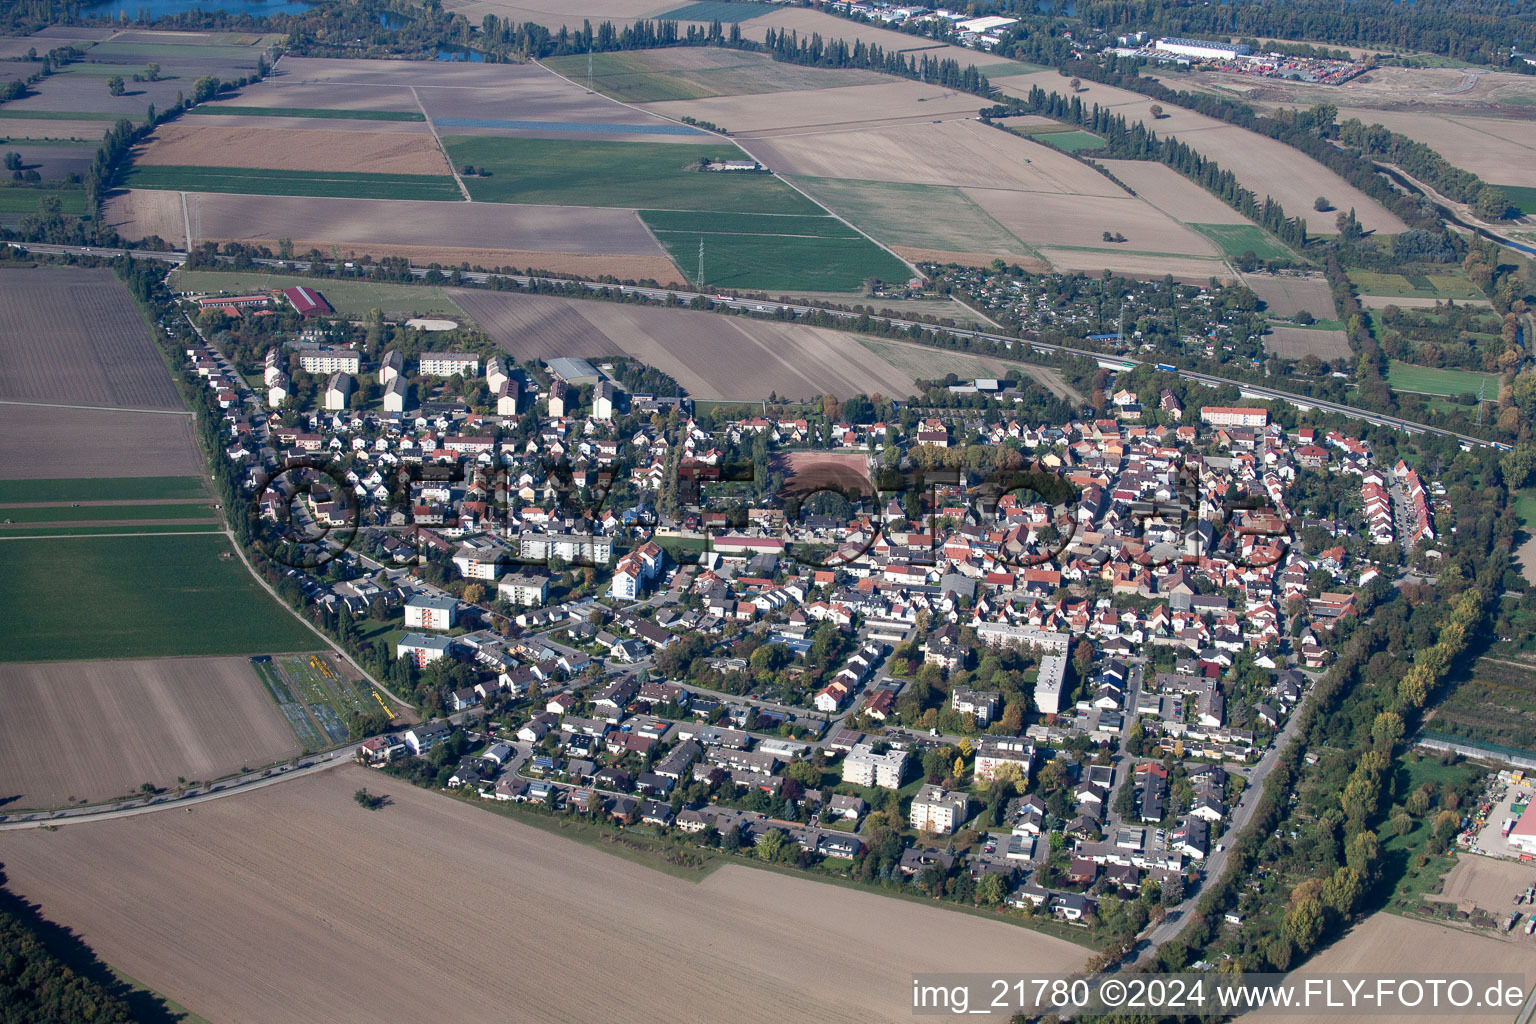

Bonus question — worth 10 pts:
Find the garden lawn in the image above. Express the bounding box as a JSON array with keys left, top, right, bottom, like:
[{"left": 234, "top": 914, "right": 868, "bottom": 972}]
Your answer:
[
  {"left": 444, "top": 136, "right": 821, "bottom": 214},
  {"left": 0, "top": 533, "right": 317, "bottom": 662},
  {"left": 1190, "top": 222, "right": 1294, "bottom": 261}
]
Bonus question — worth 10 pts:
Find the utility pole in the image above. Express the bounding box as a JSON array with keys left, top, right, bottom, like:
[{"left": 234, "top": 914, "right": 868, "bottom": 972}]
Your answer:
[
  {"left": 1477, "top": 377, "right": 1487, "bottom": 426},
  {"left": 587, "top": 51, "right": 593, "bottom": 93},
  {"left": 697, "top": 237, "right": 705, "bottom": 288}
]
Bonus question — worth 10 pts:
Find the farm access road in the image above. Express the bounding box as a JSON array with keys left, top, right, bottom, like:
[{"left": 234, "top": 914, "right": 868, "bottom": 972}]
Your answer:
[{"left": 15, "top": 241, "right": 1506, "bottom": 452}]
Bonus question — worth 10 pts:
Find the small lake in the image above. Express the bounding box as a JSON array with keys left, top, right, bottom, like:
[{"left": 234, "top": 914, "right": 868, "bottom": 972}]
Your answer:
[
  {"left": 434, "top": 47, "right": 484, "bottom": 62},
  {"left": 81, "top": 0, "right": 320, "bottom": 18}
]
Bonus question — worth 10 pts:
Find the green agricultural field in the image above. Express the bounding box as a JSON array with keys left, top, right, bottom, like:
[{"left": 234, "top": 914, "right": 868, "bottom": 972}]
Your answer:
[
  {"left": 0, "top": 532, "right": 317, "bottom": 662},
  {"left": 0, "top": 187, "right": 88, "bottom": 215},
  {"left": 657, "top": 0, "right": 775, "bottom": 21},
  {"left": 0, "top": 476, "right": 207, "bottom": 503},
  {"left": 0, "top": 524, "right": 224, "bottom": 537},
  {"left": 168, "top": 269, "right": 459, "bottom": 317},
  {"left": 543, "top": 51, "right": 717, "bottom": 102},
  {"left": 444, "top": 136, "right": 820, "bottom": 214},
  {"left": 1190, "top": 222, "right": 1294, "bottom": 262},
  {"left": 976, "top": 61, "right": 1048, "bottom": 77},
  {"left": 1035, "top": 130, "right": 1105, "bottom": 153},
  {"left": 1496, "top": 184, "right": 1536, "bottom": 217},
  {"left": 1348, "top": 270, "right": 1483, "bottom": 299},
  {"left": 1386, "top": 359, "right": 1501, "bottom": 398},
  {"left": 791, "top": 176, "right": 1037, "bottom": 262},
  {"left": 0, "top": 502, "right": 216, "bottom": 524},
  {"left": 123, "top": 165, "right": 462, "bottom": 202},
  {"left": 648, "top": 226, "right": 911, "bottom": 292},
  {"left": 89, "top": 39, "right": 274, "bottom": 61},
  {"left": 0, "top": 109, "right": 139, "bottom": 122},
  {"left": 189, "top": 105, "right": 425, "bottom": 121},
  {"left": 638, "top": 209, "right": 858, "bottom": 237}
]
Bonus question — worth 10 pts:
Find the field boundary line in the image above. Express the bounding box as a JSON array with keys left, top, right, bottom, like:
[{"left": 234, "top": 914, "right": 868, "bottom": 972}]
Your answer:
[
  {"left": 180, "top": 190, "right": 192, "bottom": 251},
  {"left": 412, "top": 86, "right": 471, "bottom": 202},
  {"left": 0, "top": 399, "right": 192, "bottom": 415}
]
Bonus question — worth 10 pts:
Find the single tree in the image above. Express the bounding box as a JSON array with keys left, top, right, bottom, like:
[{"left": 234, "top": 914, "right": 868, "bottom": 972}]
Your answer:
[
  {"left": 1069, "top": 77, "right": 1082, "bottom": 92},
  {"left": 107, "top": 75, "right": 125, "bottom": 97},
  {"left": 1149, "top": 103, "right": 1164, "bottom": 118},
  {"left": 1313, "top": 196, "right": 1331, "bottom": 212}
]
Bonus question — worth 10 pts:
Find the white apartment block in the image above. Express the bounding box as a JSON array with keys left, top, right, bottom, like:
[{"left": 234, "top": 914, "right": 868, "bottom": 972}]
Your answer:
[
  {"left": 842, "top": 742, "right": 908, "bottom": 789},
  {"left": 298, "top": 347, "right": 360, "bottom": 375},
  {"left": 497, "top": 572, "right": 550, "bottom": 607},
  {"left": 516, "top": 532, "right": 612, "bottom": 565},
  {"left": 420, "top": 352, "right": 480, "bottom": 377},
  {"left": 1199, "top": 406, "right": 1268, "bottom": 428},
  {"left": 910, "top": 785, "right": 970, "bottom": 835},
  {"left": 404, "top": 593, "right": 458, "bottom": 630},
  {"left": 973, "top": 736, "right": 1035, "bottom": 783},
  {"left": 1035, "top": 654, "right": 1069, "bottom": 716},
  {"left": 975, "top": 623, "right": 1071, "bottom": 654}
]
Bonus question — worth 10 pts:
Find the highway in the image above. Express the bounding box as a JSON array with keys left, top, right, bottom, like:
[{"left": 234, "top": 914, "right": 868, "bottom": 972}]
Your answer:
[{"left": 11, "top": 240, "right": 1504, "bottom": 452}]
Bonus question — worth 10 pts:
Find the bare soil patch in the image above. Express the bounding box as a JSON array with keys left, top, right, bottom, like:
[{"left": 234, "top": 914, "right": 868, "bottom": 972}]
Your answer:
[
  {"left": 776, "top": 450, "right": 875, "bottom": 498},
  {"left": 646, "top": 81, "right": 992, "bottom": 136},
  {"left": 104, "top": 191, "right": 679, "bottom": 278},
  {"left": 0, "top": 657, "right": 302, "bottom": 809},
  {"left": 1239, "top": 272, "right": 1336, "bottom": 318},
  {"left": 1037, "top": 247, "right": 1233, "bottom": 283},
  {"left": 1327, "top": 108, "right": 1536, "bottom": 183},
  {"left": 891, "top": 245, "right": 1050, "bottom": 272},
  {"left": 965, "top": 186, "right": 1220, "bottom": 256},
  {"left": 1426, "top": 854, "right": 1536, "bottom": 916},
  {"left": 0, "top": 765, "right": 1088, "bottom": 1024},
  {"left": 450, "top": 289, "right": 918, "bottom": 401},
  {"left": 1096, "top": 158, "right": 1249, "bottom": 224},
  {"left": 994, "top": 71, "right": 1405, "bottom": 235},
  {"left": 1263, "top": 325, "right": 1351, "bottom": 361},
  {"left": 1249, "top": 914, "right": 1532, "bottom": 1024},
  {"left": 0, "top": 266, "right": 181, "bottom": 408},
  {"left": 0, "top": 404, "right": 201, "bottom": 481},
  {"left": 741, "top": 119, "right": 1123, "bottom": 195},
  {"left": 133, "top": 123, "right": 452, "bottom": 175}
]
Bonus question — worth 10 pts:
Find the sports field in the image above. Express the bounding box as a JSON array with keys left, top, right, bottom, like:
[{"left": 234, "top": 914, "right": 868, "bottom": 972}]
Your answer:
[
  {"left": 0, "top": 532, "right": 316, "bottom": 662},
  {"left": 638, "top": 209, "right": 909, "bottom": 291},
  {"left": 1190, "top": 223, "right": 1294, "bottom": 261},
  {"left": 122, "top": 165, "right": 462, "bottom": 201},
  {"left": 442, "top": 136, "right": 820, "bottom": 213},
  {"left": 1387, "top": 360, "right": 1501, "bottom": 398}
]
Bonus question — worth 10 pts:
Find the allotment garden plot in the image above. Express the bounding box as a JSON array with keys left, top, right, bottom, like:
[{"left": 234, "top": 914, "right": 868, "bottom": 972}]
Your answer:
[{"left": 251, "top": 652, "right": 396, "bottom": 749}]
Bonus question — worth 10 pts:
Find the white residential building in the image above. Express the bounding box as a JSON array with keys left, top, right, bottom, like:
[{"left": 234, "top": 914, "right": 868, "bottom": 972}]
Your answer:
[
  {"left": 973, "top": 736, "right": 1036, "bottom": 783},
  {"left": 910, "top": 785, "right": 970, "bottom": 835},
  {"left": 404, "top": 593, "right": 458, "bottom": 630},
  {"left": 323, "top": 371, "right": 353, "bottom": 411},
  {"left": 297, "top": 347, "right": 360, "bottom": 375},
  {"left": 1034, "top": 653, "right": 1069, "bottom": 716},
  {"left": 842, "top": 743, "right": 908, "bottom": 789},
  {"left": 398, "top": 633, "right": 451, "bottom": 668},
  {"left": 419, "top": 352, "right": 480, "bottom": 377},
  {"left": 497, "top": 572, "right": 550, "bottom": 607}
]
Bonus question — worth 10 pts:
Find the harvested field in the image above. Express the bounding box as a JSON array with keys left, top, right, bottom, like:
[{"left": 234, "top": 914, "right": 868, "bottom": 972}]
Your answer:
[
  {"left": 0, "top": 405, "right": 200, "bottom": 481},
  {"left": 1096, "top": 158, "right": 1248, "bottom": 224},
  {"left": 1036, "top": 246, "right": 1233, "bottom": 283},
  {"left": 1427, "top": 855, "right": 1536, "bottom": 916},
  {"left": 1248, "top": 914, "right": 1532, "bottom": 1024},
  {"left": 105, "top": 190, "right": 680, "bottom": 279},
  {"left": 133, "top": 123, "right": 452, "bottom": 175},
  {"left": 1239, "top": 272, "right": 1336, "bottom": 318},
  {"left": 541, "top": 47, "right": 888, "bottom": 103},
  {"left": 892, "top": 246, "right": 1050, "bottom": 272},
  {"left": 964, "top": 186, "right": 1220, "bottom": 257},
  {"left": 857, "top": 337, "right": 1083, "bottom": 402},
  {"left": 122, "top": 164, "right": 461, "bottom": 202},
  {"left": 1263, "top": 325, "right": 1351, "bottom": 361},
  {"left": 645, "top": 81, "right": 992, "bottom": 136},
  {"left": 449, "top": 289, "right": 918, "bottom": 401},
  {"left": 0, "top": 266, "right": 180, "bottom": 408},
  {"left": 994, "top": 72, "right": 1405, "bottom": 235},
  {"left": 1321, "top": 108, "right": 1536, "bottom": 184},
  {"left": 0, "top": 656, "right": 304, "bottom": 809},
  {"left": 442, "top": 0, "right": 668, "bottom": 33},
  {"left": 792, "top": 177, "right": 1038, "bottom": 264},
  {"left": 776, "top": 450, "right": 875, "bottom": 498},
  {"left": 741, "top": 119, "right": 1123, "bottom": 195},
  {"left": 0, "top": 766, "right": 1088, "bottom": 1024},
  {"left": 0, "top": 141, "right": 96, "bottom": 181}
]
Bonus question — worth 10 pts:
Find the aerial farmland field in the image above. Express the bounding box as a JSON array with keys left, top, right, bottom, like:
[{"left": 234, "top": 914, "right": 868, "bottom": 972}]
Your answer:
[
  {"left": 1238, "top": 272, "right": 1337, "bottom": 318},
  {"left": 448, "top": 289, "right": 920, "bottom": 401},
  {"left": 0, "top": 533, "right": 316, "bottom": 662},
  {"left": 122, "top": 165, "right": 462, "bottom": 201},
  {"left": 168, "top": 269, "right": 461, "bottom": 318},
  {"left": 541, "top": 47, "right": 887, "bottom": 103},
  {"left": 133, "top": 123, "right": 455, "bottom": 176},
  {"left": 0, "top": 404, "right": 203, "bottom": 481},
  {"left": 1263, "top": 325, "right": 1351, "bottom": 361},
  {"left": 0, "top": 656, "right": 305, "bottom": 809},
  {"left": 0, "top": 766, "right": 1089, "bottom": 1024}
]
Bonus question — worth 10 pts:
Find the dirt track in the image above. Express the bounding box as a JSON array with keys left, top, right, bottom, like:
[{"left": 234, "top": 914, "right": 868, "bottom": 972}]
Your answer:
[{"left": 0, "top": 766, "right": 1088, "bottom": 1024}]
